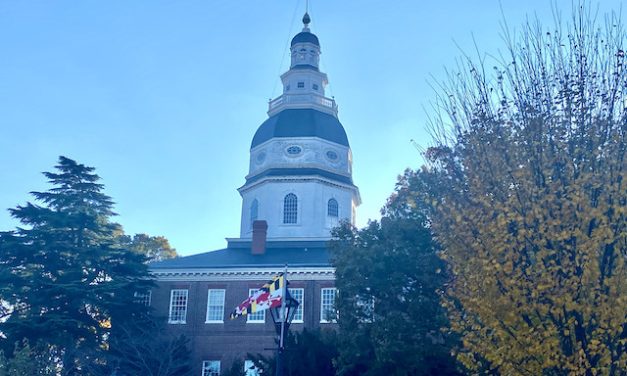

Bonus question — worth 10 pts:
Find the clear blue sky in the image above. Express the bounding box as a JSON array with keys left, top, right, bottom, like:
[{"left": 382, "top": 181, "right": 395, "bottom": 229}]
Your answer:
[{"left": 0, "top": 1, "right": 622, "bottom": 256}]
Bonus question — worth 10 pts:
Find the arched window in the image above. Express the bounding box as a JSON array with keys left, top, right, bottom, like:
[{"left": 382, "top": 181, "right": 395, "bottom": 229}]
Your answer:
[
  {"left": 283, "top": 194, "right": 298, "bottom": 224},
  {"left": 327, "top": 198, "right": 339, "bottom": 217},
  {"left": 250, "top": 199, "right": 258, "bottom": 226}
]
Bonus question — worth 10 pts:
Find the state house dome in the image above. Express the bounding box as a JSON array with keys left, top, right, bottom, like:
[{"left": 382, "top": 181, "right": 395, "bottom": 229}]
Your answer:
[{"left": 250, "top": 108, "right": 349, "bottom": 149}]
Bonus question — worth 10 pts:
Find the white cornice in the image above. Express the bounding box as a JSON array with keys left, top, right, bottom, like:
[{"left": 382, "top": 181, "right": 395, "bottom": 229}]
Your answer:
[
  {"left": 151, "top": 266, "right": 336, "bottom": 282},
  {"left": 238, "top": 175, "right": 358, "bottom": 195}
]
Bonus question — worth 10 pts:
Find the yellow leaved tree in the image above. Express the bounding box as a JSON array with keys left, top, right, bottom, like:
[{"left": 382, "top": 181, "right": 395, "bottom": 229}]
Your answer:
[{"left": 425, "top": 7, "right": 626, "bottom": 375}]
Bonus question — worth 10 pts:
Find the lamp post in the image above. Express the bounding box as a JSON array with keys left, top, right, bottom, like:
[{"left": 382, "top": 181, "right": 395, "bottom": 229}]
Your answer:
[{"left": 269, "top": 269, "right": 299, "bottom": 376}]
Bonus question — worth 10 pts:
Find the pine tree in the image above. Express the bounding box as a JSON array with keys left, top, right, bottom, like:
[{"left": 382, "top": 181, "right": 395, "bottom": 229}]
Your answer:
[{"left": 0, "top": 156, "right": 153, "bottom": 373}]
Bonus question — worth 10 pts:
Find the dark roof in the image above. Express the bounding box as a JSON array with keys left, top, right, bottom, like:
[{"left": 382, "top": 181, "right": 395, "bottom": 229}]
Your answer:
[
  {"left": 291, "top": 64, "right": 319, "bottom": 71},
  {"left": 246, "top": 167, "right": 354, "bottom": 186},
  {"left": 291, "top": 31, "right": 319, "bottom": 47},
  {"left": 251, "top": 109, "right": 349, "bottom": 149},
  {"left": 149, "top": 241, "right": 331, "bottom": 269}
]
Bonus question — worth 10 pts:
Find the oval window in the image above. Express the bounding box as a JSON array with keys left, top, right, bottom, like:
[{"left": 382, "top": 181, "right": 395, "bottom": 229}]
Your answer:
[
  {"left": 256, "top": 151, "right": 266, "bottom": 163},
  {"left": 287, "top": 146, "right": 302, "bottom": 155},
  {"left": 326, "top": 150, "right": 338, "bottom": 160}
]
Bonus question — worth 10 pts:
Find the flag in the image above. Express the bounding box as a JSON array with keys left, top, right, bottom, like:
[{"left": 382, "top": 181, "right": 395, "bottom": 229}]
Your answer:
[{"left": 230, "top": 273, "right": 285, "bottom": 319}]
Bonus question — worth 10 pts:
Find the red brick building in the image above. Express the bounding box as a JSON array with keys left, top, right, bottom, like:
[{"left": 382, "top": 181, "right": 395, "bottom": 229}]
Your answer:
[{"left": 149, "top": 13, "right": 359, "bottom": 376}]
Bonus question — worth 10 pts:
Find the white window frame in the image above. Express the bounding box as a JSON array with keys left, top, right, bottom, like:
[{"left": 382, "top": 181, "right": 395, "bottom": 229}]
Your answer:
[
  {"left": 205, "top": 289, "right": 225, "bottom": 323},
  {"left": 168, "top": 289, "right": 188, "bottom": 324},
  {"left": 320, "top": 288, "right": 337, "bottom": 323},
  {"left": 244, "top": 360, "right": 260, "bottom": 376},
  {"left": 133, "top": 290, "right": 151, "bottom": 307},
  {"left": 246, "top": 288, "right": 266, "bottom": 323},
  {"left": 202, "top": 360, "right": 220, "bottom": 376},
  {"left": 327, "top": 198, "right": 339, "bottom": 217},
  {"left": 289, "top": 288, "right": 304, "bottom": 324},
  {"left": 283, "top": 193, "right": 298, "bottom": 224}
]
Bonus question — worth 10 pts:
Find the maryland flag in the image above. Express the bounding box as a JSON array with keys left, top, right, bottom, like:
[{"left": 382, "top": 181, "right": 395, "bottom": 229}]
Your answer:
[{"left": 230, "top": 273, "right": 285, "bottom": 319}]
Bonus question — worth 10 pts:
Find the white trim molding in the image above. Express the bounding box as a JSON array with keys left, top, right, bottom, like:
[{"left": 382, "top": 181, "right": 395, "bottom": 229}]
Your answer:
[{"left": 151, "top": 267, "right": 335, "bottom": 282}]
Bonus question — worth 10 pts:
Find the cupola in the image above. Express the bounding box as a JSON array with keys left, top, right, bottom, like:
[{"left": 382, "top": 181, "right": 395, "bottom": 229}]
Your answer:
[{"left": 237, "top": 13, "right": 361, "bottom": 241}]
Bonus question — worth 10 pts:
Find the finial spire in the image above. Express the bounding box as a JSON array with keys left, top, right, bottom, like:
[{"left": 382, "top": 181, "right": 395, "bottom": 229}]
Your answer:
[
  {"left": 302, "top": 12, "right": 311, "bottom": 27},
  {"left": 302, "top": 0, "right": 311, "bottom": 30}
]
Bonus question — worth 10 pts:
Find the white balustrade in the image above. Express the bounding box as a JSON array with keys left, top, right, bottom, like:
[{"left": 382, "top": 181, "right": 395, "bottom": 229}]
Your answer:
[{"left": 268, "top": 94, "right": 337, "bottom": 114}]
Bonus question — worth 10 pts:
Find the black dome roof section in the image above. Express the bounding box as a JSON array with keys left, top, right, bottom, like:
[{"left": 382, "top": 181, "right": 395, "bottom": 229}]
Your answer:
[
  {"left": 251, "top": 109, "right": 349, "bottom": 149},
  {"left": 291, "top": 31, "right": 320, "bottom": 47}
]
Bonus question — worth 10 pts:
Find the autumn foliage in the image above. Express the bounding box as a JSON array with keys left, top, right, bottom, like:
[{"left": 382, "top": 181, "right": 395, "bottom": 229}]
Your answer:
[{"left": 425, "top": 9, "right": 627, "bottom": 375}]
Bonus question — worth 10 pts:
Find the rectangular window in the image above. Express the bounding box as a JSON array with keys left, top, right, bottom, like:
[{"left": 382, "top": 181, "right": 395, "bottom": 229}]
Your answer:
[
  {"left": 202, "top": 360, "right": 220, "bottom": 376},
  {"left": 312, "top": 83, "right": 319, "bottom": 90},
  {"left": 297, "top": 81, "right": 305, "bottom": 88},
  {"left": 168, "top": 289, "right": 188, "bottom": 324},
  {"left": 320, "top": 288, "right": 337, "bottom": 323},
  {"left": 289, "top": 288, "right": 304, "bottom": 323},
  {"left": 247, "top": 289, "right": 265, "bottom": 323},
  {"left": 244, "top": 360, "right": 260, "bottom": 376},
  {"left": 134, "top": 290, "right": 151, "bottom": 307},
  {"left": 206, "top": 289, "right": 225, "bottom": 323}
]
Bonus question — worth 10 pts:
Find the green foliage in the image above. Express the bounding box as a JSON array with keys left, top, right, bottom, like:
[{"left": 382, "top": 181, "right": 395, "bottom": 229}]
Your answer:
[
  {"left": 426, "top": 7, "right": 627, "bottom": 375},
  {"left": 250, "top": 329, "right": 338, "bottom": 376},
  {"left": 105, "top": 317, "right": 193, "bottom": 376},
  {"left": 0, "top": 340, "right": 57, "bottom": 376},
  {"left": 0, "top": 156, "right": 154, "bottom": 373},
  {"left": 220, "top": 359, "right": 246, "bottom": 376},
  {"left": 118, "top": 233, "right": 178, "bottom": 263},
  {"left": 330, "top": 170, "right": 460, "bottom": 376}
]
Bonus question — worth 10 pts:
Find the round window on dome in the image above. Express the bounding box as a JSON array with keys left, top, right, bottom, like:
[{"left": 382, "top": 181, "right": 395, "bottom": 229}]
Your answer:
[
  {"left": 286, "top": 145, "right": 302, "bottom": 156},
  {"left": 256, "top": 151, "right": 266, "bottom": 164},
  {"left": 326, "top": 150, "right": 338, "bottom": 161}
]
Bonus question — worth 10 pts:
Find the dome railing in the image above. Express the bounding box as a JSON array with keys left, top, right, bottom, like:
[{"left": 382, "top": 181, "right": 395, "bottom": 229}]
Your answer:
[{"left": 268, "top": 93, "right": 338, "bottom": 116}]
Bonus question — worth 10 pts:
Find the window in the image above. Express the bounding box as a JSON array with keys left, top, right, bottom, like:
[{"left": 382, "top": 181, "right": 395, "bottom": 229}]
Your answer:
[
  {"left": 247, "top": 289, "right": 265, "bottom": 323},
  {"left": 202, "top": 360, "right": 220, "bottom": 376},
  {"left": 320, "top": 288, "right": 337, "bottom": 323},
  {"left": 326, "top": 150, "right": 338, "bottom": 160},
  {"left": 283, "top": 194, "right": 298, "bottom": 224},
  {"left": 286, "top": 145, "right": 302, "bottom": 155},
  {"left": 168, "top": 289, "right": 188, "bottom": 324},
  {"left": 134, "top": 290, "right": 151, "bottom": 306},
  {"left": 313, "top": 83, "right": 319, "bottom": 90},
  {"left": 285, "top": 84, "right": 290, "bottom": 91},
  {"left": 289, "top": 288, "right": 304, "bottom": 323},
  {"left": 327, "top": 199, "right": 339, "bottom": 217},
  {"left": 244, "top": 360, "right": 260, "bottom": 376},
  {"left": 250, "top": 199, "right": 258, "bottom": 227},
  {"left": 297, "top": 81, "right": 305, "bottom": 88},
  {"left": 206, "top": 289, "right": 225, "bottom": 323}
]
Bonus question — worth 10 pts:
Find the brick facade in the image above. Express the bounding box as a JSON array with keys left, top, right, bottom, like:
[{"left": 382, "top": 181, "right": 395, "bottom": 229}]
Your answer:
[{"left": 150, "top": 276, "right": 336, "bottom": 374}]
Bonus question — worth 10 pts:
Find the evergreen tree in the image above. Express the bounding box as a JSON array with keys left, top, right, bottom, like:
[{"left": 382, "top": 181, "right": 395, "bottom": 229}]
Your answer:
[
  {"left": 0, "top": 340, "right": 56, "bottom": 376},
  {"left": 0, "top": 156, "right": 153, "bottom": 373},
  {"left": 249, "top": 329, "right": 338, "bottom": 376}
]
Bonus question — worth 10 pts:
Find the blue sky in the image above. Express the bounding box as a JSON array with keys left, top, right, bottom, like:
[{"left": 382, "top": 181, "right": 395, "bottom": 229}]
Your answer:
[{"left": 0, "top": 1, "right": 623, "bottom": 256}]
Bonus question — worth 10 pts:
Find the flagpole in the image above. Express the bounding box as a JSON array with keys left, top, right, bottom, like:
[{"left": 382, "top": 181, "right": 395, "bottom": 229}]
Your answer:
[{"left": 276, "top": 264, "right": 288, "bottom": 376}]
